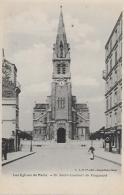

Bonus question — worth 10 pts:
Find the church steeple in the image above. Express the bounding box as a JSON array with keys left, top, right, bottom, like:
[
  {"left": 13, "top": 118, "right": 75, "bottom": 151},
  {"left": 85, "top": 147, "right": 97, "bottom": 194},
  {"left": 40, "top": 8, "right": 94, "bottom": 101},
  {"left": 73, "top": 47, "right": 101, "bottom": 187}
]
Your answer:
[
  {"left": 53, "top": 6, "right": 70, "bottom": 59},
  {"left": 52, "top": 6, "right": 71, "bottom": 79}
]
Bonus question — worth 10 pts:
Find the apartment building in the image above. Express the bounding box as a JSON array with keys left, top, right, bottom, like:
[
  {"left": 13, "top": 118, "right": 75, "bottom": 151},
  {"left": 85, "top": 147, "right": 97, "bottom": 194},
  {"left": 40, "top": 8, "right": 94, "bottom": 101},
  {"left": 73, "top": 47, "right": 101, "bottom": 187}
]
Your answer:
[{"left": 103, "top": 12, "right": 123, "bottom": 153}]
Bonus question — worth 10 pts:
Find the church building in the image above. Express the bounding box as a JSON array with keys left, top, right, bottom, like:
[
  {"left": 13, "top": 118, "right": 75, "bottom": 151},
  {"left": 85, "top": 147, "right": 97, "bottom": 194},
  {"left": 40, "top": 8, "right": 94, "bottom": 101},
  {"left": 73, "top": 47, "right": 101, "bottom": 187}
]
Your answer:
[{"left": 33, "top": 7, "right": 90, "bottom": 143}]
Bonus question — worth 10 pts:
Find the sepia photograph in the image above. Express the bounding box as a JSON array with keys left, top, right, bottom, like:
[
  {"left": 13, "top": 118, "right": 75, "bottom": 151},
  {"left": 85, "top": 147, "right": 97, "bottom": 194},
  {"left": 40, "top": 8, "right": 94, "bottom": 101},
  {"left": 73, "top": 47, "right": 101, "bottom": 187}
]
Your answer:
[{"left": 0, "top": 0, "right": 124, "bottom": 194}]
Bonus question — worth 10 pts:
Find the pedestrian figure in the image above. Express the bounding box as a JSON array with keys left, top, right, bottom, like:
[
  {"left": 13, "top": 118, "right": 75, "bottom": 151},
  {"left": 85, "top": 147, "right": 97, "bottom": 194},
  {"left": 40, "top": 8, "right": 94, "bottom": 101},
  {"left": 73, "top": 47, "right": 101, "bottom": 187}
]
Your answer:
[
  {"left": 2, "top": 140, "right": 8, "bottom": 160},
  {"left": 88, "top": 146, "right": 95, "bottom": 160}
]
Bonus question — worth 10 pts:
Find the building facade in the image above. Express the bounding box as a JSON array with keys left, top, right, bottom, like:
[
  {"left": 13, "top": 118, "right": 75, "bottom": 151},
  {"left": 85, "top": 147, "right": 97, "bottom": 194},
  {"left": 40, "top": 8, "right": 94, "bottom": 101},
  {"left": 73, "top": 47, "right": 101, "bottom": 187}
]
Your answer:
[
  {"left": 103, "top": 12, "right": 123, "bottom": 153},
  {"left": 2, "top": 50, "right": 21, "bottom": 152},
  {"left": 33, "top": 7, "right": 90, "bottom": 143}
]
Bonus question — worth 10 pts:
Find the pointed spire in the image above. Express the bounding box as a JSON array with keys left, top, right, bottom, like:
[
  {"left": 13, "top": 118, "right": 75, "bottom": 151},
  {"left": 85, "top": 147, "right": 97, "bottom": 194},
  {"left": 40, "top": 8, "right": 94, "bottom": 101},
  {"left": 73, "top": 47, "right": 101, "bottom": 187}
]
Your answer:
[
  {"left": 57, "top": 5, "right": 68, "bottom": 44},
  {"left": 57, "top": 5, "right": 66, "bottom": 38},
  {"left": 55, "top": 5, "right": 69, "bottom": 58}
]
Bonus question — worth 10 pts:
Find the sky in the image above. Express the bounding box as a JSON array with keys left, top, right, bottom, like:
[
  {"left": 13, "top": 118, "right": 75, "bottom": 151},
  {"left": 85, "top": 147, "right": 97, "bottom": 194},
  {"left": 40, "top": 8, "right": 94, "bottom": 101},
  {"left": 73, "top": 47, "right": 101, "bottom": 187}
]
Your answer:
[{"left": 1, "top": 0, "right": 124, "bottom": 132}]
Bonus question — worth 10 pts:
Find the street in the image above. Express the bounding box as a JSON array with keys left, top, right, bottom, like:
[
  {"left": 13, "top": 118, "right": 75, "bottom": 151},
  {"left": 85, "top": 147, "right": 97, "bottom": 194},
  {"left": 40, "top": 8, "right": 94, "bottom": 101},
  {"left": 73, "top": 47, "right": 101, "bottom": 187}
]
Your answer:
[{"left": 2, "top": 143, "right": 121, "bottom": 176}]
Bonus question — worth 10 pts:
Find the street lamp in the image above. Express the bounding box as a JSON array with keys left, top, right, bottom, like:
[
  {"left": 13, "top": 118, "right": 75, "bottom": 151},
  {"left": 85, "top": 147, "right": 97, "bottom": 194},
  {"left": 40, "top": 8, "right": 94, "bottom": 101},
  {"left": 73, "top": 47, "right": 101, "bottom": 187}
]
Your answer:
[{"left": 30, "top": 131, "right": 33, "bottom": 152}]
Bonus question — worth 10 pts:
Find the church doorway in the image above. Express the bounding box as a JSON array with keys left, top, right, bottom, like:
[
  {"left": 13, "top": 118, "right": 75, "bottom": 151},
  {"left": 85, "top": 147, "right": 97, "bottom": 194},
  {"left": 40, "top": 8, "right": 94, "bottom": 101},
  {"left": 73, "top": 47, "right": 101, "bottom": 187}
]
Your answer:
[{"left": 57, "top": 128, "right": 66, "bottom": 143}]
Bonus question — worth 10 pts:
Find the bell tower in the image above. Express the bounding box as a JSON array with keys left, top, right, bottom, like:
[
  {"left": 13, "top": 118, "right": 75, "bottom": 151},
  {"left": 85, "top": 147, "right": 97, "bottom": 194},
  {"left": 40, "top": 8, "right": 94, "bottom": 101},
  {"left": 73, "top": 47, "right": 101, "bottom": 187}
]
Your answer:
[{"left": 52, "top": 5, "right": 71, "bottom": 80}]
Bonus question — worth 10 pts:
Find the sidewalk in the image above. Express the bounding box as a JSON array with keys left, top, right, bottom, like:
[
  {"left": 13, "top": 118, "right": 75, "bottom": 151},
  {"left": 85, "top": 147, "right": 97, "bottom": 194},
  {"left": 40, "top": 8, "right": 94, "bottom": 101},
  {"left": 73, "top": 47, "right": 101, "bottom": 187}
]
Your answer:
[
  {"left": 2, "top": 150, "right": 36, "bottom": 166},
  {"left": 85, "top": 140, "right": 121, "bottom": 166},
  {"left": 94, "top": 148, "right": 121, "bottom": 166}
]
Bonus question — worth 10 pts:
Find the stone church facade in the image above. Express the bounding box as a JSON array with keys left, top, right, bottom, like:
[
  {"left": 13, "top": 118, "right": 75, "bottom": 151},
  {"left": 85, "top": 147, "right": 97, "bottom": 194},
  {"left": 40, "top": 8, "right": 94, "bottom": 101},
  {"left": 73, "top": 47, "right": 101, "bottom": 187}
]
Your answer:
[{"left": 33, "top": 7, "right": 90, "bottom": 143}]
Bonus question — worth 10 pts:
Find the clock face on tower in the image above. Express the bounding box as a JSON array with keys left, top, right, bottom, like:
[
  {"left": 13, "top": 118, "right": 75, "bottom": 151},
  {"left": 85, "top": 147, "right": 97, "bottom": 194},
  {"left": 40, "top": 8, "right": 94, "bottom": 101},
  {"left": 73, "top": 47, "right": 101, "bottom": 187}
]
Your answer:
[
  {"left": 59, "top": 80, "right": 64, "bottom": 86},
  {"left": 56, "top": 76, "right": 67, "bottom": 86}
]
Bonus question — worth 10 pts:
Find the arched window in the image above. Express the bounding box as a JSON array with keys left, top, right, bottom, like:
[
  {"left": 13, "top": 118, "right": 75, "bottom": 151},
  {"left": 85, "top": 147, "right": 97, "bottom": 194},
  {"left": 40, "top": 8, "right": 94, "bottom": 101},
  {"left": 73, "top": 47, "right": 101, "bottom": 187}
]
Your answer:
[
  {"left": 57, "top": 97, "right": 65, "bottom": 109},
  {"left": 57, "top": 64, "right": 61, "bottom": 74},
  {"left": 62, "top": 97, "right": 65, "bottom": 108},
  {"left": 57, "top": 63, "right": 66, "bottom": 74},
  {"left": 60, "top": 41, "right": 63, "bottom": 58},
  {"left": 57, "top": 97, "right": 60, "bottom": 108},
  {"left": 62, "top": 64, "right": 66, "bottom": 74},
  {"left": 60, "top": 97, "right": 63, "bottom": 108}
]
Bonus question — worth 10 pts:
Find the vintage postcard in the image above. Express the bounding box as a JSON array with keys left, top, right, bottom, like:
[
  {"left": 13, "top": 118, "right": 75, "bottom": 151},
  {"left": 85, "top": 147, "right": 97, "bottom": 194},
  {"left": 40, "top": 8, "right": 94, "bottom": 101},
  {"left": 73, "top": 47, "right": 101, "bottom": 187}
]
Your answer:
[{"left": 0, "top": 0, "right": 124, "bottom": 194}]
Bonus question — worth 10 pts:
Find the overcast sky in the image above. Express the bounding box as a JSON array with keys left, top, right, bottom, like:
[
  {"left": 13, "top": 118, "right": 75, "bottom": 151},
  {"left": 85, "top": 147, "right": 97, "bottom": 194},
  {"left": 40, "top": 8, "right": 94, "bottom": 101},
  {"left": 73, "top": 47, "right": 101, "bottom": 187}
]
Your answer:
[{"left": 1, "top": 0, "right": 124, "bottom": 132}]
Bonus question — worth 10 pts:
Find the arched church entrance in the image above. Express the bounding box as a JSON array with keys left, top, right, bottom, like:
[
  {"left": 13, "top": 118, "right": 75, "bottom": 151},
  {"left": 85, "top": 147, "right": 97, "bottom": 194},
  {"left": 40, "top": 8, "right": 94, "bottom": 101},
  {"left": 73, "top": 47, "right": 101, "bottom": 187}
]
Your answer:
[{"left": 57, "top": 128, "right": 66, "bottom": 143}]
